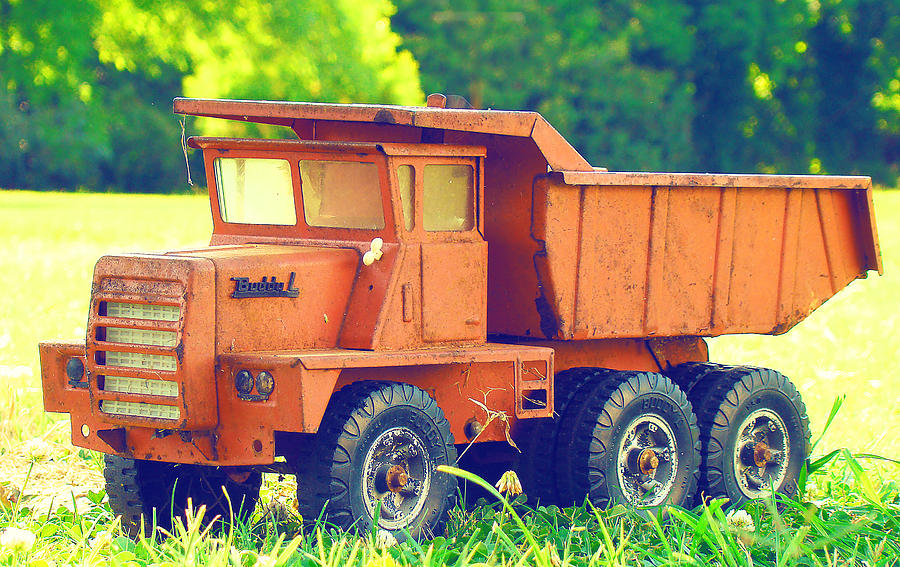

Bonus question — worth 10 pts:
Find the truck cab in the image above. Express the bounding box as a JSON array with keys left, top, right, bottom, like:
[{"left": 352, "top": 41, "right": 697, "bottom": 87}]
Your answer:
[{"left": 195, "top": 137, "right": 488, "bottom": 350}]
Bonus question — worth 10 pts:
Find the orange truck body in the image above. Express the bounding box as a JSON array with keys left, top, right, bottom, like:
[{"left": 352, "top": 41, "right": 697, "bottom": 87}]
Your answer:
[{"left": 40, "top": 96, "right": 880, "bottom": 491}]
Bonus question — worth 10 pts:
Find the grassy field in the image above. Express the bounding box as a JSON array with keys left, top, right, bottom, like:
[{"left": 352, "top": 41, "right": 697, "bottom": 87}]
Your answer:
[{"left": 0, "top": 188, "right": 898, "bottom": 565}]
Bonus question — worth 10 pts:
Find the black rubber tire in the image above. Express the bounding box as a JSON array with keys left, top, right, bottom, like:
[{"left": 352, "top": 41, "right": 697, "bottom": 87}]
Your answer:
[
  {"left": 103, "top": 455, "right": 261, "bottom": 537},
  {"left": 296, "top": 381, "right": 457, "bottom": 540},
  {"left": 515, "top": 368, "right": 608, "bottom": 507},
  {"left": 678, "top": 364, "right": 811, "bottom": 507},
  {"left": 556, "top": 371, "right": 700, "bottom": 509}
]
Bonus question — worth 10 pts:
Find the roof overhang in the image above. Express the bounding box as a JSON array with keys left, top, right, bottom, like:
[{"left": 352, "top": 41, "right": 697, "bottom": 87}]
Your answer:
[{"left": 174, "top": 97, "right": 591, "bottom": 171}]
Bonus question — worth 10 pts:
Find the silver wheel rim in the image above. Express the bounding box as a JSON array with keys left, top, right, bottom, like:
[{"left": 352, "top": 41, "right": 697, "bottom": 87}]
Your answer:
[
  {"left": 361, "top": 426, "right": 432, "bottom": 530},
  {"left": 616, "top": 414, "right": 678, "bottom": 506},
  {"left": 732, "top": 409, "right": 790, "bottom": 498}
]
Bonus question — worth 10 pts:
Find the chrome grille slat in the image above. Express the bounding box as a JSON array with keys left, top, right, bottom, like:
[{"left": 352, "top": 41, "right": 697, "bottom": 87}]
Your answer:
[
  {"left": 105, "top": 351, "right": 177, "bottom": 371},
  {"left": 100, "top": 400, "right": 180, "bottom": 420},
  {"left": 106, "top": 327, "right": 177, "bottom": 347},
  {"left": 103, "top": 376, "right": 179, "bottom": 397},
  {"left": 105, "top": 302, "right": 179, "bottom": 321}
]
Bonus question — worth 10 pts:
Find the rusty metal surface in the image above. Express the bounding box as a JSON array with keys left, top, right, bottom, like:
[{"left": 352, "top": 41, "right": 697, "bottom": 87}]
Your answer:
[
  {"left": 174, "top": 97, "right": 592, "bottom": 171},
  {"left": 188, "top": 136, "right": 487, "bottom": 158},
  {"left": 173, "top": 245, "right": 359, "bottom": 353},
  {"left": 531, "top": 174, "right": 882, "bottom": 340},
  {"left": 39, "top": 341, "right": 89, "bottom": 413},
  {"left": 558, "top": 170, "right": 872, "bottom": 189}
]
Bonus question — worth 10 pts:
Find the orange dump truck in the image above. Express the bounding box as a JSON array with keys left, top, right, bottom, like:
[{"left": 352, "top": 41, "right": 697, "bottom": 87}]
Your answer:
[{"left": 40, "top": 94, "right": 881, "bottom": 537}]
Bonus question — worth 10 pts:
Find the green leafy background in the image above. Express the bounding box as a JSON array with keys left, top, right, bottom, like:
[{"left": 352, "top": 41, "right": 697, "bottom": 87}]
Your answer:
[{"left": 2, "top": 0, "right": 900, "bottom": 191}]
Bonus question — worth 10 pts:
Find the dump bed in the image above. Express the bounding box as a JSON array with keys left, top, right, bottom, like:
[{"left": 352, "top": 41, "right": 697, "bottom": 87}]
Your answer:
[{"left": 527, "top": 171, "right": 882, "bottom": 340}]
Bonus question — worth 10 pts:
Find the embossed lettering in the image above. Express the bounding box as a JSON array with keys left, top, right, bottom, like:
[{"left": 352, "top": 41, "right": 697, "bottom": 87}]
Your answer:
[{"left": 231, "top": 272, "right": 300, "bottom": 298}]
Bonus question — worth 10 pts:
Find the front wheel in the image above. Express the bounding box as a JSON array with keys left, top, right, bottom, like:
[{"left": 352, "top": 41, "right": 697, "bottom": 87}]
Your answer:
[
  {"left": 104, "top": 456, "right": 261, "bottom": 536},
  {"left": 297, "top": 381, "right": 457, "bottom": 540}
]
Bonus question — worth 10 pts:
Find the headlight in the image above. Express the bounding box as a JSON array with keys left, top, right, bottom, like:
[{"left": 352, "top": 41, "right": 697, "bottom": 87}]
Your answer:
[
  {"left": 66, "top": 357, "right": 85, "bottom": 381},
  {"left": 256, "top": 371, "right": 275, "bottom": 396},
  {"left": 235, "top": 370, "right": 254, "bottom": 395}
]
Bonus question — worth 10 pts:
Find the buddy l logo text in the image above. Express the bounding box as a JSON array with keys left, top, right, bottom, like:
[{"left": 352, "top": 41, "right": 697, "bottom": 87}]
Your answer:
[{"left": 231, "top": 272, "right": 300, "bottom": 298}]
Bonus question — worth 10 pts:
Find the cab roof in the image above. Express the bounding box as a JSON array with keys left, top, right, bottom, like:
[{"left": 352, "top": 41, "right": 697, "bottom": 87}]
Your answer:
[{"left": 174, "top": 97, "right": 591, "bottom": 171}]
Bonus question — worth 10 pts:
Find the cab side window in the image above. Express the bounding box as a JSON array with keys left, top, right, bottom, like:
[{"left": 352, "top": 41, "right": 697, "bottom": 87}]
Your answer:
[
  {"left": 423, "top": 164, "right": 474, "bottom": 231},
  {"left": 397, "top": 164, "right": 415, "bottom": 231}
]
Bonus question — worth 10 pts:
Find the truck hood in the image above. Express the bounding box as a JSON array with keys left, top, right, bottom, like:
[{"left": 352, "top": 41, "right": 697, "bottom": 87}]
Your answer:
[{"left": 169, "top": 244, "right": 360, "bottom": 353}]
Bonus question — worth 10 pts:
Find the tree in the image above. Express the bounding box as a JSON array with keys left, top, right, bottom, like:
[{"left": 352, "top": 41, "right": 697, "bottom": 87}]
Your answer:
[
  {"left": 0, "top": 0, "right": 422, "bottom": 191},
  {"left": 392, "top": 0, "right": 697, "bottom": 172},
  {"left": 393, "top": 0, "right": 900, "bottom": 183}
]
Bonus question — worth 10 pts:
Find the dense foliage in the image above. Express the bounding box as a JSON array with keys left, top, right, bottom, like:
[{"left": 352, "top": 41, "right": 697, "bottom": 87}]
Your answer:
[
  {"left": 0, "top": 0, "right": 421, "bottom": 192},
  {"left": 1, "top": 0, "right": 899, "bottom": 191},
  {"left": 394, "top": 0, "right": 900, "bottom": 182}
]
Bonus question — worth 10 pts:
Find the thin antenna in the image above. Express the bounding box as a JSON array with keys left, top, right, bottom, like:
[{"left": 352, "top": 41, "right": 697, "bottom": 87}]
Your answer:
[{"left": 180, "top": 118, "right": 194, "bottom": 187}]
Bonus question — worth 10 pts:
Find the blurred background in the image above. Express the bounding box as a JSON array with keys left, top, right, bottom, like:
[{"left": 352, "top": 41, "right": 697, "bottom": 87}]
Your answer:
[{"left": 1, "top": 0, "right": 899, "bottom": 193}]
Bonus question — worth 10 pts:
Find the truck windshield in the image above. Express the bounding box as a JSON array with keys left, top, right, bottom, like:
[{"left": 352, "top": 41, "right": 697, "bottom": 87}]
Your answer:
[
  {"left": 214, "top": 158, "right": 297, "bottom": 225},
  {"left": 300, "top": 160, "right": 384, "bottom": 229}
]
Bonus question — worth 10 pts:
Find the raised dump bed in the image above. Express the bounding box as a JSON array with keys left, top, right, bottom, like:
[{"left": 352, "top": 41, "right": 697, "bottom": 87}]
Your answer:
[{"left": 530, "top": 171, "right": 882, "bottom": 340}]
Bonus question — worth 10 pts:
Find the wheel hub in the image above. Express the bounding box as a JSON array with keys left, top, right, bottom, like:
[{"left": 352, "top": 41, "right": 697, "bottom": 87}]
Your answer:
[
  {"left": 383, "top": 464, "right": 409, "bottom": 493},
  {"left": 361, "top": 427, "right": 431, "bottom": 530},
  {"left": 638, "top": 449, "right": 660, "bottom": 475},
  {"left": 616, "top": 414, "right": 678, "bottom": 506},
  {"left": 732, "top": 410, "right": 789, "bottom": 498}
]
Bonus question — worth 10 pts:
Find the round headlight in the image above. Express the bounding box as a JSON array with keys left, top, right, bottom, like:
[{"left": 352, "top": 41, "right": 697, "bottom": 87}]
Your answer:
[
  {"left": 66, "top": 358, "right": 85, "bottom": 381},
  {"left": 235, "top": 370, "right": 254, "bottom": 395},
  {"left": 256, "top": 371, "right": 275, "bottom": 396}
]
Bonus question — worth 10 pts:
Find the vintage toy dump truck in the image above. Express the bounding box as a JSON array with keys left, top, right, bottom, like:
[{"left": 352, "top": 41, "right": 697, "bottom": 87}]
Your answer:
[{"left": 40, "top": 94, "right": 881, "bottom": 537}]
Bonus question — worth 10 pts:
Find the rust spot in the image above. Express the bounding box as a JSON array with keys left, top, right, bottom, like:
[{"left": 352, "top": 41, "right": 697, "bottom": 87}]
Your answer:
[{"left": 373, "top": 109, "right": 396, "bottom": 124}]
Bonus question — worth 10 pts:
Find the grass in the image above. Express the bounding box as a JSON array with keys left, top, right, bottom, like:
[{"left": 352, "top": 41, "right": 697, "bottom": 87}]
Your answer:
[{"left": 0, "top": 188, "right": 898, "bottom": 565}]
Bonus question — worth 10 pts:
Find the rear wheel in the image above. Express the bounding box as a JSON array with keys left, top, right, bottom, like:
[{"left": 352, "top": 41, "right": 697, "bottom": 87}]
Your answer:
[
  {"left": 556, "top": 371, "right": 700, "bottom": 508},
  {"left": 515, "top": 368, "right": 608, "bottom": 506},
  {"left": 295, "top": 381, "right": 457, "bottom": 540},
  {"left": 679, "top": 365, "right": 810, "bottom": 506},
  {"left": 104, "top": 455, "right": 261, "bottom": 536}
]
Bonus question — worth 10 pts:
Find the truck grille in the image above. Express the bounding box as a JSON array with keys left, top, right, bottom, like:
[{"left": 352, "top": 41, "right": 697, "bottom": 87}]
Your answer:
[{"left": 92, "top": 297, "right": 183, "bottom": 422}]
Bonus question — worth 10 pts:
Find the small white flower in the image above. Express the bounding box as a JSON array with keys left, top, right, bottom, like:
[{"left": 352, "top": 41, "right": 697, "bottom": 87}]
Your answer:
[
  {"left": 375, "top": 529, "right": 398, "bottom": 549},
  {"left": 88, "top": 529, "right": 112, "bottom": 549},
  {"left": 495, "top": 470, "right": 523, "bottom": 497},
  {"left": 726, "top": 509, "right": 755, "bottom": 532},
  {"left": 0, "top": 527, "right": 36, "bottom": 553},
  {"left": 254, "top": 553, "right": 277, "bottom": 567}
]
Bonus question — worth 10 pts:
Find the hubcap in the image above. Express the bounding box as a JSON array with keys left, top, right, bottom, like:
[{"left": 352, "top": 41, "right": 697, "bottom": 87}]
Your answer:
[
  {"left": 732, "top": 409, "right": 789, "bottom": 498},
  {"left": 362, "top": 427, "right": 431, "bottom": 529},
  {"left": 616, "top": 414, "right": 678, "bottom": 506}
]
